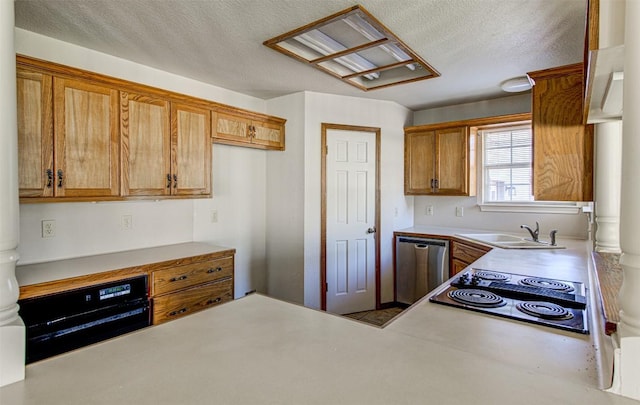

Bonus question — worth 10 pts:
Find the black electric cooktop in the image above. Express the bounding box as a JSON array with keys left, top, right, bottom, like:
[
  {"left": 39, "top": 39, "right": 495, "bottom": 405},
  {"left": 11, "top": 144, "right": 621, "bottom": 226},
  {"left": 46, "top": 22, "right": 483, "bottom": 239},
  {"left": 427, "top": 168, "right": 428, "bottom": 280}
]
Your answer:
[{"left": 429, "top": 268, "right": 589, "bottom": 334}]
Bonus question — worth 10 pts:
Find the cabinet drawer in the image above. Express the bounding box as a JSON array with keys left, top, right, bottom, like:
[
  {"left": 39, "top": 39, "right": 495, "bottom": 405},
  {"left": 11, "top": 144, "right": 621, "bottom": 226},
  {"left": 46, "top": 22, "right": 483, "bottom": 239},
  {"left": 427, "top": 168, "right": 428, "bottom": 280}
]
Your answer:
[
  {"left": 152, "top": 256, "right": 233, "bottom": 296},
  {"left": 152, "top": 278, "right": 233, "bottom": 324},
  {"left": 452, "top": 241, "right": 490, "bottom": 265}
]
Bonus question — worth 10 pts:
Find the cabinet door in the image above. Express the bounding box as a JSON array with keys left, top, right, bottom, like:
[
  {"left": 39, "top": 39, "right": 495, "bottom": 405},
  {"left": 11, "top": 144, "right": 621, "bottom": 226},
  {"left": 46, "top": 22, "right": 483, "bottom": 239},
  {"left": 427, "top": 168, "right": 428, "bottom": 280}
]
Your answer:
[
  {"left": 17, "top": 69, "right": 53, "bottom": 198},
  {"left": 252, "top": 118, "right": 285, "bottom": 150},
  {"left": 435, "top": 127, "right": 470, "bottom": 195},
  {"left": 213, "top": 111, "right": 251, "bottom": 144},
  {"left": 120, "top": 92, "right": 171, "bottom": 196},
  {"left": 171, "top": 103, "right": 211, "bottom": 196},
  {"left": 53, "top": 77, "right": 120, "bottom": 197},
  {"left": 404, "top": 131, "right": 436, "bottom": 194},
  {"left": 530, "top": 64, "right": 593, "bottom": 201}
]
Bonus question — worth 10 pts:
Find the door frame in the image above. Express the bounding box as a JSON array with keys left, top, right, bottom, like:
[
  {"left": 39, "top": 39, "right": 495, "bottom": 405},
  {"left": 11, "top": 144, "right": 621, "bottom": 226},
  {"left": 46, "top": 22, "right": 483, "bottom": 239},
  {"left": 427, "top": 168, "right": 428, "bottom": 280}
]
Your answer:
[{"left": 320, "top": 123, "right": 381, "bottom": 311}]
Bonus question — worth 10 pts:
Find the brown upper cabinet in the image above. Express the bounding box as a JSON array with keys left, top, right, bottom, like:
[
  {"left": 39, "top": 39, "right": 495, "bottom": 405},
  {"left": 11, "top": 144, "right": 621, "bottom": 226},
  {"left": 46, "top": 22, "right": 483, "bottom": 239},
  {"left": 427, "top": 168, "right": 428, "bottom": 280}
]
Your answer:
[
  {"left": 18, "top": 67, "right": 120, "bottom": 199},
  {"left": 120, "top": 93, "right": 211, "bottom": 197},
  {"left": 120, "top": 91, "right": 171, "bottom": 196},
  {"left": 170, "top": 103, "right": 212, "bottom": 196},
  {"left": 404, "top": 125, "right": 475, "bottom": 196},
  {"left": 17, "top": 68, "right": 53, "bottom": 198},
  {"left": 17, "top": 55, "right": 285, "bottom": 202},
  {"left": 528, "top": 63, "right": 594, "bottom": 202},
  {"left": 213, "top": 110, "right": 286, "bottom": 150}
]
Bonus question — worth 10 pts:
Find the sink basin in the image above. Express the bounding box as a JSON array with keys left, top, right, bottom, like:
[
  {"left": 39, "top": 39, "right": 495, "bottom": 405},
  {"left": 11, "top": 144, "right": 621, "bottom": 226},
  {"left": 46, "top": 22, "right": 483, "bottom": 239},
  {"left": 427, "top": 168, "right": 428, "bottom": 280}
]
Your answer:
[{"left": 455, "top": 233, "right": 565, "bottom": 249}]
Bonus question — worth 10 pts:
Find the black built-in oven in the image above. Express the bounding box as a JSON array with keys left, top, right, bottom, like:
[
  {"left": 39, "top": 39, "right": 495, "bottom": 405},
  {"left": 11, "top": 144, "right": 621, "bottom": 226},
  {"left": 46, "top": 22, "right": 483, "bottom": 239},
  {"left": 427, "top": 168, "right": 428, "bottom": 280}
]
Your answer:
[{"left": 18, "top": 275, "right": 150, "bottom": 363}]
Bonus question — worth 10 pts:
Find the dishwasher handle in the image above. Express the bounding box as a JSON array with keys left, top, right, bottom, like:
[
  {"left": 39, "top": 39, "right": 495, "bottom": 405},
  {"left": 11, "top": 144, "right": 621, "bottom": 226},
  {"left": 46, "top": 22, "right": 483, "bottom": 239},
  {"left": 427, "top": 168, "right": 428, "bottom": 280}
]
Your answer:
[{"left": 397, "top": 237, "right": 447, "bottom": 247}]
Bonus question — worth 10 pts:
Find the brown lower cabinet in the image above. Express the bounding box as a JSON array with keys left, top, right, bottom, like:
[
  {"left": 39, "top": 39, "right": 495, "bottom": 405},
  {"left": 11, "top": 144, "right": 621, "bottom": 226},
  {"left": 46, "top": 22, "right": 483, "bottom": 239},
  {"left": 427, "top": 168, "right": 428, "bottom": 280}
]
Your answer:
[
  {"left": 450, "top": 239, "right": 491, "bottom": 277},
  {"left": 150, "top": 255, "right": 235, "bottom": 324}
]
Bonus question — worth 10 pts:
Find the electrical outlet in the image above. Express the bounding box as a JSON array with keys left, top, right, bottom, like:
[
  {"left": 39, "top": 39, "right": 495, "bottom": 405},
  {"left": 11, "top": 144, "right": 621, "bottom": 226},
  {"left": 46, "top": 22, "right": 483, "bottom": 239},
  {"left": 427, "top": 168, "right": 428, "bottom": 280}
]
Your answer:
[
  {"left": 426, "top": 205, "right": 434, "bottom": 216},
  {"left": 456, "top": 206, "right": 464, "bottom": 217},
  {"left": 211, "top": 210, "right": 218, "bottom": 223},
  {"left": 41, "top": 220, "right": 56, "bottom": 238},
  {"left": 121, "top": 215, "right": 133, "bottom": 230}
]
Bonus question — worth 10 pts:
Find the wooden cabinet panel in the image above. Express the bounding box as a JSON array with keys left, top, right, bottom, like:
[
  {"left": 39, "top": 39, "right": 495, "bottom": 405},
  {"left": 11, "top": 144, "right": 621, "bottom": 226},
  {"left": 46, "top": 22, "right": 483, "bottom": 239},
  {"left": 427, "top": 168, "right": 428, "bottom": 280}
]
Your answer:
[
  {"left": 451, "top": 258, "right": 469, "bottom": 276},
  {"left": 53, "top": 77, "right": 120, "bottom": 198},
  {"left": 152, "top": 257, "right": 234, "bottom": 296},
  {"left": 214, "top": 112, "right": 252, "bottom": 143},
  {"left": 404, "top": 126, "right": 473, "bottom": 196},
  {"left": 252, "top": 119, "right": 285, "bottom": 149},
  {"left": 17, "top": 69, "right": 53, "bottom": 198},
  {"left": 436, "top": 127, "right": 468, "bottom": 195},
  {"left": 528, "top": 63, "right": 594, "bottom": 201},
  {"left": 171, "top": 103, "right": 212, "bottom": 196},
  {"left": 152, "top": 278, "right": 233, "bottom": 324},
  {"left": 213, "top": 110, "right": 285, "bottom": 150},
  {"left": 405, "top": 131, "right": 435, "bottom": 192},
  {"left": 121, "top": 91, "right": 171, "bottom": 196}
]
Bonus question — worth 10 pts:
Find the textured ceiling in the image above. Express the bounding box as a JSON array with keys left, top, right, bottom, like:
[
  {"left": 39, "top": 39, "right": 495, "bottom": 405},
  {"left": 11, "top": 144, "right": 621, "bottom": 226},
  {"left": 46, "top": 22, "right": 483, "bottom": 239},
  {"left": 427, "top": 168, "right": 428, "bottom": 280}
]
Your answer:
[{"left": 14, "top": 0, "right": 588, "bottom": 111}]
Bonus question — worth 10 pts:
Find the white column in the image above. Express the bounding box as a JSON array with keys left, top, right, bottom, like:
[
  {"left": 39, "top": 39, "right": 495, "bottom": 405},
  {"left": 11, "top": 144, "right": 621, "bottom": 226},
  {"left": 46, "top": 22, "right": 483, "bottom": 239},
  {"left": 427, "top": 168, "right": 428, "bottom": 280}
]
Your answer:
[
  {"left": 594, "top": 121, "right": 622, "bottom": 253},
  {"left": 0, "top": 0, "right": 25, "bottom": 387},
  {"left": 611, "top": 0, "right": 640, "bottom": 400}
]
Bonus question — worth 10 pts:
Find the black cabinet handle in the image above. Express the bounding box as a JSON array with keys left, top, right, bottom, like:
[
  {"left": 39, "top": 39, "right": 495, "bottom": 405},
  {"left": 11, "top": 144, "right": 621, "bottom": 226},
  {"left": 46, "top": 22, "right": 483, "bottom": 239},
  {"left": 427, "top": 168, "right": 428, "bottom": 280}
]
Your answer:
[
  {"left": 207, "top": 267, "right": 223, "bottom": 274},
  {"left": 169, "top": 275, "right": 188, "bottom": 282},
  {"left": 206, "top": 297, "right": 222, "bottom": 306},
  {"left": 166, "top": 174, "right": 172, "bottom": 188},
  {"left": 169, "top": 308, "right": 187, "bottom": 317},
  {"left": 57, "top": 170, "right": 63, "bottom": 188},
  {"left": 434, "top": 178, "right": 439, "bottom": 189},
  {"left": 173, "top": 174, "right": 177, "bottom": 188},
  {"left": 46, "top": 169, "right": 53, "bottom": 188}
]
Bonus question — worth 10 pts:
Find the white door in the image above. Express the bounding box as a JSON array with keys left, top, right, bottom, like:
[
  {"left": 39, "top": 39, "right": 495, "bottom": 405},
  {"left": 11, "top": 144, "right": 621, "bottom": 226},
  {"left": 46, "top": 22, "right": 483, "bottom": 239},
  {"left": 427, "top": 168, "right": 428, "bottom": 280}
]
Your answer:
[{"left": 326, "top": 129, "right": 377, "bottom": 314}]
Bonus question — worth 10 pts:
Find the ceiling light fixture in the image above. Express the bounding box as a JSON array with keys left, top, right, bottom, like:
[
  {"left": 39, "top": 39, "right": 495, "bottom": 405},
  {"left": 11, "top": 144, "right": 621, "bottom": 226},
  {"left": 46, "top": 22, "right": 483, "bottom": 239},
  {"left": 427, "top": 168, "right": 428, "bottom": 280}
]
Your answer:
[
  {"left": 500, "top": 76, "right": 533, "bottom": 92},
  {"left": 343, "top": 14, "right": 416, "bottom": 71},
  {"left": 294, "top": 30, "right": 380, "bottom": 80},
  {"left": 264, "top": 5, "right": 439, "bottom": 91}
]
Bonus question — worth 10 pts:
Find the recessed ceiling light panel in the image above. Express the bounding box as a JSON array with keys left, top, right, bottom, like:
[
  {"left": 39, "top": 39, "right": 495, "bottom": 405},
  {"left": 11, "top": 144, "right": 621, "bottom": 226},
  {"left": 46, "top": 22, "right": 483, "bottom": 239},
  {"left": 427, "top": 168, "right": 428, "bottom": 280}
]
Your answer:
[{"left": 263, "top": 5, "right": 440, "bottom": 91}]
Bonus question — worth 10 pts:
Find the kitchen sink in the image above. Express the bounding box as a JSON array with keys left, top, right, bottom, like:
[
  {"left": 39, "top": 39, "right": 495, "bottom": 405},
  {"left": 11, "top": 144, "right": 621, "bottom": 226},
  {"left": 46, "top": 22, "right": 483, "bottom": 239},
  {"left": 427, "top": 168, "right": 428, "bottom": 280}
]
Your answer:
[{"left": 455, "top": 233, "right": 565, "bottom": 249}]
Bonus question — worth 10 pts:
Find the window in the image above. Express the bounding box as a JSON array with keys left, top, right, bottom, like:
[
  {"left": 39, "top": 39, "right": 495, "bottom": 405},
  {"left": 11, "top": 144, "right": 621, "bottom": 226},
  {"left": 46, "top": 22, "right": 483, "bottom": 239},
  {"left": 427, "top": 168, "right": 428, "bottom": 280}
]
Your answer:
[
  {"left": 478, "top": 123, "right": 582, "bottom": 214},
  {"left": 482, "top": 124, "right": 533, "bottom": 202}
]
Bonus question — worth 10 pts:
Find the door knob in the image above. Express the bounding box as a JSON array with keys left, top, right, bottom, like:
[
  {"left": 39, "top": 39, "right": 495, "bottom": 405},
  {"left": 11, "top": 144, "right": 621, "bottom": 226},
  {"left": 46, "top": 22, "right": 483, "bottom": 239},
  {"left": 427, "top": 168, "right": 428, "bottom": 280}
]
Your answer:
[{"left": 367, "top": 226, "right": 376, "bottom": 234}]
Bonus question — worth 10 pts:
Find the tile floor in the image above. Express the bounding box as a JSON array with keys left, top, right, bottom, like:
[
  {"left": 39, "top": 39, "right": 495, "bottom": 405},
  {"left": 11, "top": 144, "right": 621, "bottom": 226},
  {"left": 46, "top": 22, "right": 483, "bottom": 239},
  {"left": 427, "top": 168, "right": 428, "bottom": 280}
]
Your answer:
[{"left": 343, "top": 306, "right": 407, "bottom": 327}]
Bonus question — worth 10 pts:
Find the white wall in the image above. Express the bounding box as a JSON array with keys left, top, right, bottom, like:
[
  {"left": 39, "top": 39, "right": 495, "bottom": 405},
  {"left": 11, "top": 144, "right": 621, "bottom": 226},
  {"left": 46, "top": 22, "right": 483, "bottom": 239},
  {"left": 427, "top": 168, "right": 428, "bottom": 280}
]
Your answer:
[
  {"left": 413, "top": 196, "right": 590, "bottom": 239},
  {"left": 302, "top": 92, "right": 413, "bottom": 309},
  {"left": 15, "top": 29, "right": 270, "bottom": 298},
  {"left": 411, "top": 95, "right": 590, "bottom": 240},
  {"left": 263, "top": 92, "right": 306, "bottom": 304},
  {"left": 413, "top": 93, "right": 531, "bottom": 125}
]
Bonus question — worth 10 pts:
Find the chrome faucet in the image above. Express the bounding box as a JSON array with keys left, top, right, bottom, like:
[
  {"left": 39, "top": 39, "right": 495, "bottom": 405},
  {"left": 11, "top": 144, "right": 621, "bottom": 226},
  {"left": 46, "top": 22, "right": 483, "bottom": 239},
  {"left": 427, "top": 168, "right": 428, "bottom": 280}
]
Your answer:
[{"left": 521, "top": 222, "right": 540, "bottom": 242}]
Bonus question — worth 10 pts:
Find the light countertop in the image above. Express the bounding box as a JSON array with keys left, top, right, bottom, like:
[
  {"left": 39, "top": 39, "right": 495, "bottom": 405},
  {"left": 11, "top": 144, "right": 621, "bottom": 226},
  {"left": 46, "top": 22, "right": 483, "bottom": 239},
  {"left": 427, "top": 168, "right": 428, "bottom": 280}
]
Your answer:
[{"left": 2, "top": 228, "right": 634, "bottom": 404}]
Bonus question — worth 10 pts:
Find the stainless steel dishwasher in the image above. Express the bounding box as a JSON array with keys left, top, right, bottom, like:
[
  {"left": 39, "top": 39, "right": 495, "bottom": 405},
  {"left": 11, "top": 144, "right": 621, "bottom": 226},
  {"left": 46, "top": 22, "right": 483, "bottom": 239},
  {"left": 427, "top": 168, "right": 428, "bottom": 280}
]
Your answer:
[{"left": 395, "top": 236, "right": 449, "bottom": 305}]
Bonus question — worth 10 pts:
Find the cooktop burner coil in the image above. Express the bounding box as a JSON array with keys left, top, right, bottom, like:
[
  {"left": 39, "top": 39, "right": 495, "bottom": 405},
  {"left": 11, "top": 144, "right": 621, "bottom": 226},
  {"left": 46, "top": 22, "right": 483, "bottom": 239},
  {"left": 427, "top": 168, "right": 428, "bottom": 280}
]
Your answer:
[
  {"left": 519, "top": 277, "right": 575, "bottom": 293},
  {"left": 516, "top": 301, "right": 574, "bottom": 320},
  {"left": 448, "top": 289, "right": 506, "bottom": 308},
  {"left": 474, "top": 270, "right": 510, "bottom": 282}
]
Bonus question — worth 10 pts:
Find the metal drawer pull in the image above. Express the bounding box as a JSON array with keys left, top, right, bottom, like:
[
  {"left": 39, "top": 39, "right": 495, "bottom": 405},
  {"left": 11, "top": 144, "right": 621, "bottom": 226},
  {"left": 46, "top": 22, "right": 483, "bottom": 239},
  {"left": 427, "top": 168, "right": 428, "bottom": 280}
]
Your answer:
[
  {"left": 169, "top": 308, "right": 187, "bottom": 317},
  {"left": 57, "top": 169, "right": 64, "bottom": 188},
  {"left": 207, "top": 267, "right": 223, "bottom": 274},
  {"left": 46, "top": 169, "right": 53, "bottom": 188},
  {"left": 166, "top": 174, "right": 172, "bottom": 188},
  {"left": 206, "top": 297, "right": 222, "bottom": 305},
  {"left": 169, "top": 275, "right": 188, "bottom": 282}
]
